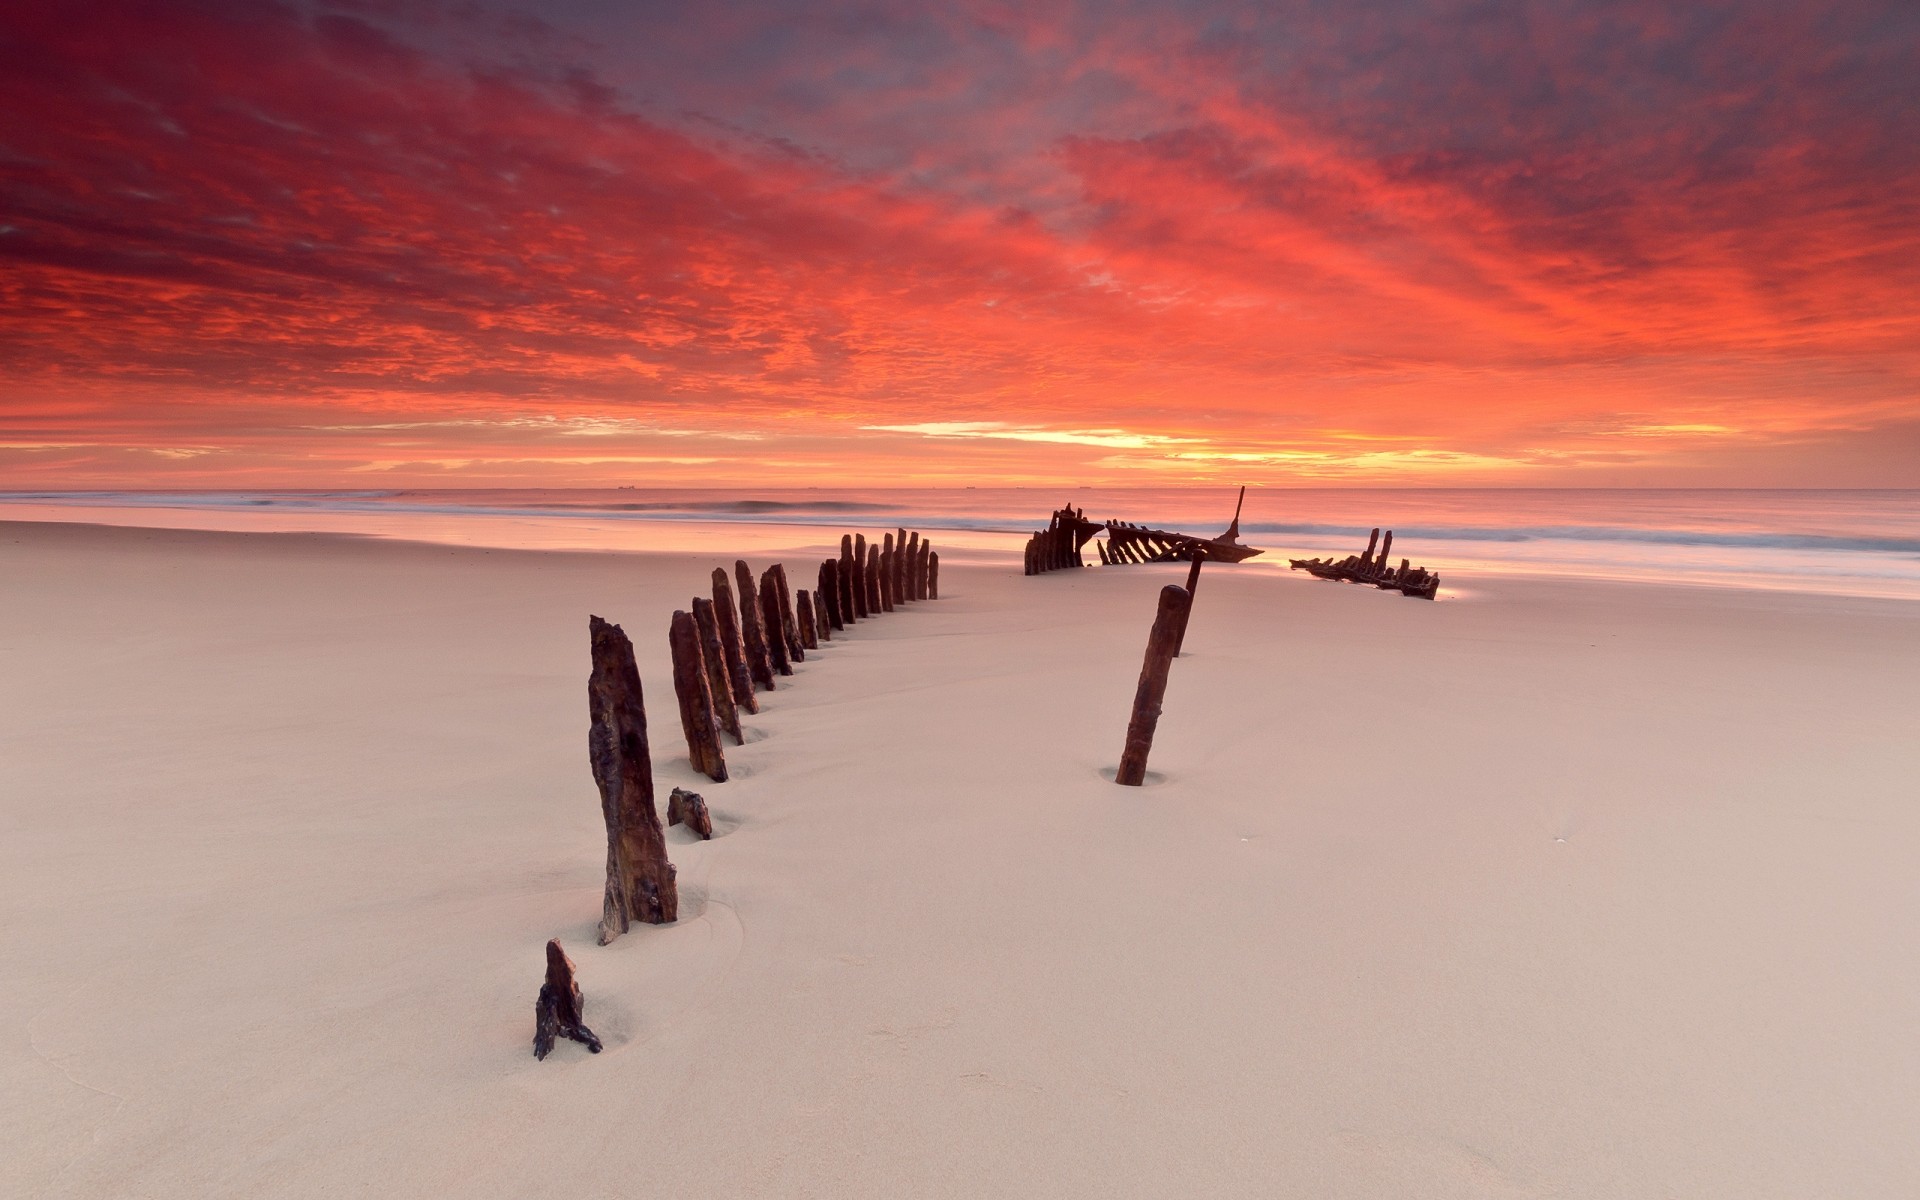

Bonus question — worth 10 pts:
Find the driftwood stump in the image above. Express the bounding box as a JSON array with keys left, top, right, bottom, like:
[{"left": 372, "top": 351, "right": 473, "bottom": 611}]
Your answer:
[
  {"left": 667, "top": 787, "right": 714, "bottom": 839},
  {"left": 758, "top": 567, "right": 793, "bottom": 675},
  {"left": 710, "top": 569, "right": 759, "bottom": 713},
  {"left": 850, "top": 535, "right": 869, "bottom": 619},
  {"left": 865, "top": 543, "right": 883, "bottom": 614},
  {"left": 588, "top": 616, "right": 677, "bottom": 942},
  {"left": 734, "top": 560, "right": 777, "bottom": 690},
  {"left": 691, "top": 597, "right": 744, "bottom": 743},
  {"left": 839, "top": 536, "right": 859, "bottom": 621},
  {"left": 533, "top": 939, "right": 601, "bottom": 1059},
  {"left": 1116, "top": 584, "right": 1190, "bottom": 786},
  {"left": 669, "top": 609, "right": 727, "bottom": 782},
  {"left": 929, "top": 550, "right": 939, "bottom": 600},
  {"left": 771, "top": 563, "right": 804, "bottom": 662},
  {"left": 818, "top": 560, "right": 843, "bottom": 630},
  {"left": 795, "top": 589, "right": 820, "bottom": 650}
]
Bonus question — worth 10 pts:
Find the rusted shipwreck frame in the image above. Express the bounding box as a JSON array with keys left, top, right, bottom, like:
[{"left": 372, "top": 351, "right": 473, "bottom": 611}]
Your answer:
[
  {"left": 1288, "top": 527, "right": 1440, "bottom": 600},
  {"left": 1027, "top": 488, "right": 1264, "bottom": 574}
]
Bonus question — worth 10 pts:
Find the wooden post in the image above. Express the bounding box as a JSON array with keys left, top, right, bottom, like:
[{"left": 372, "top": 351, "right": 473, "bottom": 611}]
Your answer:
[
  {"left": 819, "top": 560, "right": 844, "bottom": 630},
  {"left": 838, "top": 536, "right": 857, "bottom": 621},
  {"left": 865, "top": 543, "right": 883, "bottom": 613},
  {"left": 1115, "top": 585, "right": 1190, "bottom": 786},
  {"left": 1361, "top": 527, "right": 1380, "bottom": 568},
  {"left": 734, "top": 560, "right": 776, "bottom": 690},
  {"left": 850, "top": 535, "right": 869, "bottom": 618},
  {"left": 669, "top": 609, "right": 727, "bottom": 782},
  {"left": 758, "top": 567, "right": 792, "bottom": 676},
  {"left": 533, "top": 939, "right": 601, "bottom": 1059},
  {"left": 879, "top": 534, "right": 897, "bottom": 612},
  {"left": 903, "top": 532, "right": 918, "bottom": 599},
  {"left": 1377, "top": 530, "right": 1393, "bottom": 573},
  {"left": 1097, "top": 539, "right": 1111, "bottom": 565},
  {"left": 587, "top": 616, "right": 677, "bottom": 942},
  {"left": 1024, "top": 536, "right": 1036, "bottom": 575},
  {"left": 771, "top": 563, "right": 804, "bottom": 662},
  {"left": 691, "top": 597, "right": 744, "bottom": 743},
  {"left": 1173, "top": 551, "right": 1204, "bottom": 657},
  {"left": 928, "top": 550, "right": 939, "bottom": 599},
  {"left": 795, "top": 589, "right": 820, "bottom": 650},
  {"left": 668, "top": 787, "right": 713, "bottom": 840},
  {"left": 709, "top": 568, "right": 759, "bottom": 713}
]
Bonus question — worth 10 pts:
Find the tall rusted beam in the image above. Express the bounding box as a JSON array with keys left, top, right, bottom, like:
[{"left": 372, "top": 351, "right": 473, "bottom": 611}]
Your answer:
[
  {"left": 1115, "top": 585, "right": 1190, "bottom": 786},
  {"left": 669, "top": 609, "right": 727, "bottom": 782},
  {"left": 709, "top": 568, "right": 759, "bottom": 713},
  {"left": 758, "top": 567, "right": 792, "bottom": 676},
  {"left": 691, "top": 597, "right": 743, "bottom": 743},
  {"left": 734, "top": 560, "right": 776, "bottom": 690},
  {"left": 587, "top": 615, "right": 677, "bottom": 942}
]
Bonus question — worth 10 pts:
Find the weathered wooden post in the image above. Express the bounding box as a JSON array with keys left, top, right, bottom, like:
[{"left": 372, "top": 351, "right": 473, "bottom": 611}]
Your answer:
[
  {"left": 879, "top": 534, "right": 897, "bottom": 612},
  {"left": 1360, "top": 527, "right": 1380, "bottom": 569},
  {"left": 1097, "top": 539, "right": 1111, "bottom": 565},
  {"left": 795, "top": 589, "right": 820, "bottom": 650},
  {"left": 819, "top": 560, "right": 844, "bottom": 630},
  {"left": 1373, "top": 531, "right": 1393, "bottom": 580},
  {"left": 928, "top": 550, "right": 939, "bottom": 599},
  {"left": 837, "top": 537, "right": 857, "bottom": 620},
  {"left": 733, "top": 560, "right": 776, "bottom": 690},
  {"left": 850, "top": 535, "right": 869, "bottom": 618},
  {"left": 669, "top": 609, "right": 728, "bottom": 782},
  {"left": 587, "top": 615, "right": 677, "bottom": 942},
  {"left": 770, "top": 563, "right": 804, "bottom": 662},
  {"left": 533, "top": 939, "right": 601, "bottom": 1059},
  {"left": 757, "top": 567, "right": 793, "bottom": 676},
  {"left": 865, "top": 543, "right": 883, "bottom": 613},
  {"left": 1115, "top": 585, "right": 1190, "bottom": 786},
  {"left": 691, "top": 597, "right": 743, "bottom": 743},
  {"left": 709, "top": 568, "right": 760, "bottom": 712},
  {"left": 1173, "top": 550, "right": 1204, "bottom": 657},
  {"left": 668, "top": 787, "right": 713, "bottom": 840}
]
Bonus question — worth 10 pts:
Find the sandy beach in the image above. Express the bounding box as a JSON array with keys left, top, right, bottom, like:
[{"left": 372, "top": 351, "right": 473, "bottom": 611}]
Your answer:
[{"left": 4, "top": 518, "right": 1919, "bottom": 1198}]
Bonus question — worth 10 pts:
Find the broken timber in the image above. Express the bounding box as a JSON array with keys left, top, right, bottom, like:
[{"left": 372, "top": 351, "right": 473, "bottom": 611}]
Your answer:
[
  {"left": 533, "top": 939, "right": 602, "bottom": 1059},
  {"left": 669, "top": 609, "right": 728, "bottom": 782},
  {"left": 587, "top": 615, "right": 677, "bottom": 943},
  {"left": 668, "top": 787, "right": 714, "bottom": 840},
  {"left": 1287, "top": 526, "right": 1441, "bottom": 599}
]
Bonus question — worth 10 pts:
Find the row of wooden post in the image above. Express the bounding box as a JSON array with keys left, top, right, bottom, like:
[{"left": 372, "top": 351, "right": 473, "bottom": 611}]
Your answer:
[
  {"left": 552, "top": 529, "right": 944, "bottom": 1053},
  {"left": 587, "top": 529, "right": 941, "bottom": 938}
]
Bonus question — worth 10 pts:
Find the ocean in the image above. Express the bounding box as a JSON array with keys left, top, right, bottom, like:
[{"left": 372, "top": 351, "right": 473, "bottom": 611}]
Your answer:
[{"left": 4, "top": 487, "right": 1918, "bottom": 601}]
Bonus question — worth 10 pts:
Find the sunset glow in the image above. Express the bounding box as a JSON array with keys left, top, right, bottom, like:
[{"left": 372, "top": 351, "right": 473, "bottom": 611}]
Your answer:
[{"left": 4, "top": 1, "right": 1917, "bottom": 486}]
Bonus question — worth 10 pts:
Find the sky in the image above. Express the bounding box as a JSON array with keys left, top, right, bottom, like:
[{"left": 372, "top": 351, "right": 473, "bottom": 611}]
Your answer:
[{"left": 3, "top": 0, "right": 1917, "bottom": 488}]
